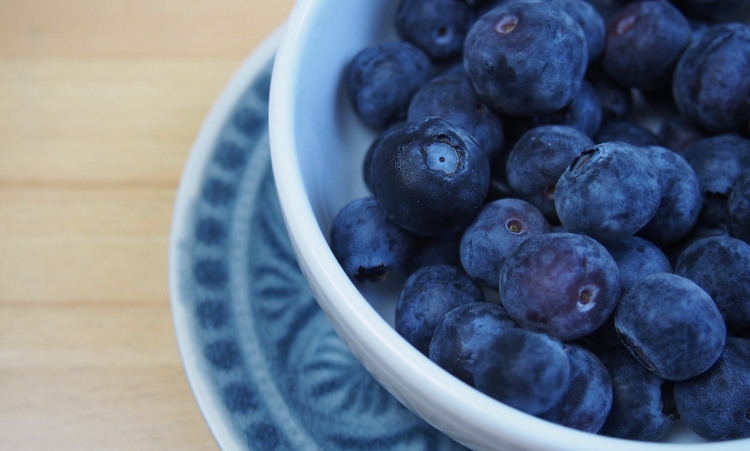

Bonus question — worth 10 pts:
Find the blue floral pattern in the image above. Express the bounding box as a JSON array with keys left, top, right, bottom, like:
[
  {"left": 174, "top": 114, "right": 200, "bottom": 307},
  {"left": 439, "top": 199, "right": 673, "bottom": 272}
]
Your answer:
[{"left": 175, "top": 57, "right": 468, "bottom": 451}]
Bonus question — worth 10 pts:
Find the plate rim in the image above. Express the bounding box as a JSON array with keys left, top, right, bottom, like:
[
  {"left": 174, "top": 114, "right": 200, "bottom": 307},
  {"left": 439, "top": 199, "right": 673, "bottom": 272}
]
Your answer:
[{"left": 168, "top": 25, "right": 286, "bottom": 451}]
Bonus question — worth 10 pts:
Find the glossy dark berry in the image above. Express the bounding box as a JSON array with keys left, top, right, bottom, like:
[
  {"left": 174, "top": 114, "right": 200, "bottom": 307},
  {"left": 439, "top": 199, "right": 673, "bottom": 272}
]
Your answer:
[
  {"left": 407, "top": 68, "right": 505, "bottom": 163},
  {"left": 369, "top": 116, "right": 490, "bottom": 235},
  {"left": 362, "top": 121, "right": 407, "bottom": 192}
]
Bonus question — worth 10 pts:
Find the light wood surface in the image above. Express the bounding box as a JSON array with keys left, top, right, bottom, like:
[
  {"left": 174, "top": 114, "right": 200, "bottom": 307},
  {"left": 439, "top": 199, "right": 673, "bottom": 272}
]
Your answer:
[{"left": 0, "top": 1, "right": 295, "bottom": 449}]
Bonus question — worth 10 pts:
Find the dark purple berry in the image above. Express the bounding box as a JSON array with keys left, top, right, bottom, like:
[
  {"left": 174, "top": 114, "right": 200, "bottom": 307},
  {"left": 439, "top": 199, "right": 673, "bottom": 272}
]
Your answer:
[{"left": 499, "top": 232, "right": 621, "bottom": 341}]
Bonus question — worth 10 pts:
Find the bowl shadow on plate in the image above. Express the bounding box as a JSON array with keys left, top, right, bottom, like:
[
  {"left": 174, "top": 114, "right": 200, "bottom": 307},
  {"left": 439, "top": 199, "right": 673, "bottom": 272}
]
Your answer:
[{"left": 176, "top": 57, "right": 468, "bottom": 451}]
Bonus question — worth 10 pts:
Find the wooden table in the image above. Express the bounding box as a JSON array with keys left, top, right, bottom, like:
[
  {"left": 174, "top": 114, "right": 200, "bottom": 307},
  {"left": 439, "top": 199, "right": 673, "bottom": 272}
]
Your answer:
[{"left": 0, "top": 1, "right": 295, "bottom": 449}]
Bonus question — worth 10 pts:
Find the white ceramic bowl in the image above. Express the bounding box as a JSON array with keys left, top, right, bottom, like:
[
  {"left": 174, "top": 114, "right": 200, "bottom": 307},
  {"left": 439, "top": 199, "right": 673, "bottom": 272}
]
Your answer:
[{"left": 268, "top": 1, "right": 750, "bottom": 450}]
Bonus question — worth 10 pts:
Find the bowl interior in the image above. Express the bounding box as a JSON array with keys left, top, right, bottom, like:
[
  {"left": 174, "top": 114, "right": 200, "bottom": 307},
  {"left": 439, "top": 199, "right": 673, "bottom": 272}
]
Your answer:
[{"left": 269, "top": 1, "right": 750, "bottom": 450}]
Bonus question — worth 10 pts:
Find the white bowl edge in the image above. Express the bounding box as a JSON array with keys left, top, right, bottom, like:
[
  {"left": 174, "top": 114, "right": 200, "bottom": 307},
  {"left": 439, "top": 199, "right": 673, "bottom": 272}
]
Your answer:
[{"left": 267, "top": 1, "right": 750, "bottom": 450}]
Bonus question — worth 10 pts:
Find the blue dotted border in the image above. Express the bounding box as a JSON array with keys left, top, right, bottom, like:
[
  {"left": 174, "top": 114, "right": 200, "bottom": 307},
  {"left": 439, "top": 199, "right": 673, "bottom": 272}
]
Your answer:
[{"left": 176, "top": 57, "right": 468, "bottom": 451}]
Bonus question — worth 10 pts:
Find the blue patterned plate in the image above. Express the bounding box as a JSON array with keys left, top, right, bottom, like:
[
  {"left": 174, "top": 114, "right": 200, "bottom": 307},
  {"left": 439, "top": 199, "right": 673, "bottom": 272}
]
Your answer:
[{"left": 169, "top": 27, "right": 469, "bottom": 451}]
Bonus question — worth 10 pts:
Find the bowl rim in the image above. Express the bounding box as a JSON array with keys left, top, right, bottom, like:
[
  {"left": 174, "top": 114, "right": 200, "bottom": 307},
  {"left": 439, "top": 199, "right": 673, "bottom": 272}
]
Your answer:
[{"left": 268, "top": 1, "right": 750, "bottom": 449}]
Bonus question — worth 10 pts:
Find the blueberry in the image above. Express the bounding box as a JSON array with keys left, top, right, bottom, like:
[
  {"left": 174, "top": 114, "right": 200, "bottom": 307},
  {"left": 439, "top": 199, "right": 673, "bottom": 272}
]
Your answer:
[
  {"left": 407, "top": 68, "right": 505, "bottom": 163},
  {"left": 395, "top": 264, "right": 484, "bottom": 355},
  {"left": 675, "top": 0, "right": 750, "bottom": 21},
  {"left": 728, "top": 171, "right": 750, "bottom": 244},
  {"left": 587, "top": 66, "right": 633, "bottom": 122},
  {"left": 673, "top": 337, "right": 750, "bottom": 441},
  {"left": 347, "top": 42, "right": 434, "bottom": 128},
  {"left": 429, "top": 302, "right": 518, "bottom": 386},
  {"left": 473, "top": 328, "right": 571, "bottom": 415},
  {"left": 661, "top": 220, "right": 730, "bottom": 268},
  {"left": 330, "top": 196, "right": 417, "bottom": 283},
  {"left": 602, "top": 0, "right": 691, "bottom": 91},
  {"left": 672, "top": 22, "right": 750, "bottom": 133},
  {"left": 658, "top": 115, "right": 708, "bottom": 155},
  {"left": 684, "top": 134, "right": 750, "bottom": 195},
  {"left": 594, "top": 120, "right": 660, "bottom": 147},
  {"left": 585, "top": 0, "right": 631, "bottom": 22},
  {"left": 485, "top": 149, "right": 517, "bottom": 202},
  {"left": 675, "top": 235, "right": 750, "bottom": 334},
  {"left": 526, "top": 80, "right": 603, "bottom": 139},
  {"left": 637, "top": 145, "right": 703, "bottom": 246},
  {"left": 598, "top": 348, "right": 678, "bottom": 441},
  {"left": 579, "top": 314, "right": 625, "bottom": 355},
  {"left": 604, "top": 235, "right": 672, "bottom": 290},
  {"left": 477, "top": 0, "right": 606, "bottom": 62},
  {"left": 470, "top": 0, "right": 508, "bottom": 18},
  {"left": 537, "top": 344, "right": 613, "bottom": 433},
  {"left": 362, "top": 121, "right": 407, "bottom": 192},
  {"left": 615, "top": 272, "right": 726, "bottom": 381},
  {"left": 459, "top": 198, "right": 549, "bottom": 288},
  {"left": 395, "top": 0, "right": 474, "bottom": 62},
  {"left": 499, "top": 232, "right": 622, "bottom": 341},
  {"left": 683, "top": 134, "right": 750, "bottom": 226},
  {"left": 369, "top": 116, "right": 491, "bottom": 235},
  {"left": 505, "top": 125, "right": 594, "bottom": 222},
  {"left": 463, "top": 0, "right": 588, "bottom": 116},
  {"left": 555, "top": 141, "right": 662, "bottom": 244},
  {"left": 405, "top": 232, "right": 463, "bottom": 274},
  {"left": 554, "top": 0, "right": 606, "bottom": 63}
]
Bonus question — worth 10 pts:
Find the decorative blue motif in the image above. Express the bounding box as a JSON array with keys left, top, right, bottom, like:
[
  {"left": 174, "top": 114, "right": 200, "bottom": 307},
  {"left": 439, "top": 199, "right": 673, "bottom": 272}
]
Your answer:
[{"left": 176, "top": 58, "right": 468, "bottom": 450}]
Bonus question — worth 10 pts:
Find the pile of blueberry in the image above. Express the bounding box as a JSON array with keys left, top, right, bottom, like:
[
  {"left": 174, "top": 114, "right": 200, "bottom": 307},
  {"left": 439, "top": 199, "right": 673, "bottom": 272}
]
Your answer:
[{"left": 330, "top": 0, "right": 750, "bottom": 442}]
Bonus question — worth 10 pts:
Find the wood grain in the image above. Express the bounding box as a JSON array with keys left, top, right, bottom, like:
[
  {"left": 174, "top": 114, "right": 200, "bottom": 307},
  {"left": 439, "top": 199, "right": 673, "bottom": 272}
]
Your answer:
[{"left": 0, "top": 1, "right": 295, "bottom": 449}]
